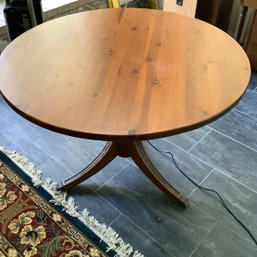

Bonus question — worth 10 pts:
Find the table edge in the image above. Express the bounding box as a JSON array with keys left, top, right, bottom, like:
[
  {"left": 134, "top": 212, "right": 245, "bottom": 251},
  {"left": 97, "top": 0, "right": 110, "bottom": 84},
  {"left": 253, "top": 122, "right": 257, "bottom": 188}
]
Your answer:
[{"left": 0, "top": 87, "right": 248, "bottom": 141}]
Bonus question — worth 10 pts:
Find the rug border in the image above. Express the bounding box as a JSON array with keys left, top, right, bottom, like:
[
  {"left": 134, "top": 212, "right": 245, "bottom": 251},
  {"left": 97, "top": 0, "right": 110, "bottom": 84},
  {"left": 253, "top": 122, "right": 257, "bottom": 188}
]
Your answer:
[
  {"left": 0, "top": 150, "right": 116, "bottom": 257},
  {"left": 0, "top": 147, "right": 144, "bottom": 257}
]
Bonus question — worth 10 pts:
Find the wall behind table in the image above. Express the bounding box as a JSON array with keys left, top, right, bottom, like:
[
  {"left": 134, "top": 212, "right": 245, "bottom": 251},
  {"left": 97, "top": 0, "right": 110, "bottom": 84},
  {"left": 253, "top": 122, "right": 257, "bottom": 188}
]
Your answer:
[{"left": 0, "top": 0, "right": 108, "bottom": 54}]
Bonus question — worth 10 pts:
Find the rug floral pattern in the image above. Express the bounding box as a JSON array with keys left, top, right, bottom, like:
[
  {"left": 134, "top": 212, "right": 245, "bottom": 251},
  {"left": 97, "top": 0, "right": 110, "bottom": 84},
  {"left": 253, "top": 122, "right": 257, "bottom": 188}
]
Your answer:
[{"left": 0, "top": 160, "right": 106, "bottom": 257}]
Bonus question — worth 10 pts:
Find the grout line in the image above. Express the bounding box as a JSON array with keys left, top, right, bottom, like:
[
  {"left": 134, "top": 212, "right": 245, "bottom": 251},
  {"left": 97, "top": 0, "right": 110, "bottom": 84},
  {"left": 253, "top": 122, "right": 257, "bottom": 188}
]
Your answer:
[
  {"left": 191, "top": 202, "right": 257, "bottom": 248},
  {"left": 28, "top": 138, "right": 75, "bottom": 175},
  {"left": 163, "top": 138, "right": 190, "bottom": 152},
  {"left": 37, "top": 154, "right": 74, "bottom": 176},
  {"left": 192, "top": 201, "right": 257, "bottom": 247},
  {"left": 214, "top": 168, "right": 257, "bottom": 195},
  {"left": 92, "top": 190, "right": 177, "bottom": 257},
  {"left": 188, "top": 221, "right": 217, "bottom": 257},
  {"left": 220, "top": 221, "right": 257, "bottom": 247},
  {"left": 233, "top": 107, "right": 257, "bottom": 121},
  {"left": 211, "top": 128, "right": 257, "bottom": 154},
  {"left": 186, "top": 168, "right": 215, "bottom": 198},
  {"left": 164, "top": 139, "right": 257, "bottom": 196},
  {"left": 34, "top": 138, "right": 85, "bottom": 177},
  {"left": 32, "top": 138, "right": 75, "bottom": 176},
  {"left": 205, "top": 125, "right": 211, "bottom": 129},
  {"left": 33, "top": 136, "right": 106, "bottom": 177},
  {"left": 35, "top": 155, "right": 52, "bottom": 170},
  {"left": 189, "top": 167, "right": 257, "bottom": 201},
  {"left": 163, "top": 138, "right": 215, "bottom": 170},
  {"left": 247, "top": 88, "right": 257, "bottom": 94},
  {"left": 185, "top": 168, "right": 257, "bottom": 247},
  {"left": 190, "top": 202, "right": 217, "bottom": 222},
  {"left": 187, "top": 150, "right": 257, "bottom": 197},
  {"left": 232, "top": 108, "right": 257, "bottom": 121},
  {"left": 89, "top": 161, "right": 179, "bottom": 256},
  {"left": 112, "top": 213, "right": 178, "bottom": 257},
  {"left": 95, "top": 161, "right": 131, "bottom": 192},
  {"left": 247, "top": 87, "right": 255, "bottom": 92},
  {"left": 189, "top": 148, "right": 257, "bottom": 195},
  {"left": 187, "top": 128, "right": 213, "bottom": 153},
  {"left": 108, "top": 213, "right": 122, "bottom": 227},
  {"left": 84, "top": 187, "right": 123, "bottom": 217},
  {"left": 246, "top": 88, "right": 256, "bottom": 93}
]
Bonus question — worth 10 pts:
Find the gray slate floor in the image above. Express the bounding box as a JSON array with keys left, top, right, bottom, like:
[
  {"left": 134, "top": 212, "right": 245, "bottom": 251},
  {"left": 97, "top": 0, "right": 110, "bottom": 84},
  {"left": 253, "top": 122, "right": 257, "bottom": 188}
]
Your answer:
[{"left": 0, "top": 73, "right": 257, "bottom": 257}]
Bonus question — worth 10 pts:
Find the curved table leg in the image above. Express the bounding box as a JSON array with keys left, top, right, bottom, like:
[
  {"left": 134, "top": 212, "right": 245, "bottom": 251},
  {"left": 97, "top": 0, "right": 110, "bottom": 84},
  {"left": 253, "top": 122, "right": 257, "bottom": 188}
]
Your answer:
[
  {"left": 58, "top": 139, "right": 188, "bottom": 207},
  {"left": 59, "top": 142, "right": 117, "bottom": 190},
  {"left": 130, "top": 141, "right": 189, "bottom": 208}
]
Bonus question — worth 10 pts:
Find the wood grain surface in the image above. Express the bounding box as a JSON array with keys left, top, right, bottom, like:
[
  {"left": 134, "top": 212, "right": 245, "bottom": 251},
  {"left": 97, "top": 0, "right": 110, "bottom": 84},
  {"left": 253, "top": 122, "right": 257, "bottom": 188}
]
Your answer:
[{"left": 0, "top": 8, "right": 251, "bottom": 140}]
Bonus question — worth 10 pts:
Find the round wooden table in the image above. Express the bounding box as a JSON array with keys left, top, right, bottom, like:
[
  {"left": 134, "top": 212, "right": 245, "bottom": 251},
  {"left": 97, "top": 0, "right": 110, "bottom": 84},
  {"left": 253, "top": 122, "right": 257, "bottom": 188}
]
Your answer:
[{"left": 0, "top": 8, "right": 250, "bottom": 207}]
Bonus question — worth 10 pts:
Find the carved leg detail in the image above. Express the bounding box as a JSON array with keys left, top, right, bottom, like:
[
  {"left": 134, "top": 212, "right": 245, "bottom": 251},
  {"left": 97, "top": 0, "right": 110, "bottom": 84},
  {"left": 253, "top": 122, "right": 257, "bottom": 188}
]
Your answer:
[
  {"left": 58, "top": 139, "right": 188, "bottom": 207},
  {"left": 59, "top": 142, "right": 117, "bottom": 190},
  {"left": 130, "top": 141, "right": 189, "bottom": 208}
]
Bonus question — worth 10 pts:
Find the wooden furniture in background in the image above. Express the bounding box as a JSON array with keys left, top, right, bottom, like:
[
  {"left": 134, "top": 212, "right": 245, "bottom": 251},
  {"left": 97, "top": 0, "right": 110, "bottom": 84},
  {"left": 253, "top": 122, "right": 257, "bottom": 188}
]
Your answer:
[
  {"left": 245, "top": 12, "right": 257, "bottom": 70},
  {"left": 244, "top": 0, "right": 257, "bottom": 9},
  {"left": 0, "top": 8, "right": 250, "bottom": 208},
  {"left": 163, "top": 0, "right": 197, "bottom": 17},
  {"left": 243, "top": 0, "right": 257, "bottom": 70}
]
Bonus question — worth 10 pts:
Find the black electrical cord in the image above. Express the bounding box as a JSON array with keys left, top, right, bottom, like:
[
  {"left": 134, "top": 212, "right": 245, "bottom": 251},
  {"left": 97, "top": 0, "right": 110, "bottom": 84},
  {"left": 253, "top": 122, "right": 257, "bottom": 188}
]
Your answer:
[{"left": 147, "top": 140, "right": 257, "bottom": 246}]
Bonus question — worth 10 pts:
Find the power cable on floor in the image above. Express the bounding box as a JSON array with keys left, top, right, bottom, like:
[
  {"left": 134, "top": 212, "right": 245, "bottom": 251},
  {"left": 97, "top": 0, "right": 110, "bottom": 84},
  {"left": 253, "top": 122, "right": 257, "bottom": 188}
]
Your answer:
[{"left": 147, "top": 140, "right": 257, "bottom": 247}]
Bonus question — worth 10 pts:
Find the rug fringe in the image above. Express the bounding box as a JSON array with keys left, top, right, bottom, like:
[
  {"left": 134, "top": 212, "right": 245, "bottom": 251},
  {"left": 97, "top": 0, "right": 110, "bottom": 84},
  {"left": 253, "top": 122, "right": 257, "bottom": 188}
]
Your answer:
[{"left": 0, "top": 147, "right": 144, "bottom": 257}]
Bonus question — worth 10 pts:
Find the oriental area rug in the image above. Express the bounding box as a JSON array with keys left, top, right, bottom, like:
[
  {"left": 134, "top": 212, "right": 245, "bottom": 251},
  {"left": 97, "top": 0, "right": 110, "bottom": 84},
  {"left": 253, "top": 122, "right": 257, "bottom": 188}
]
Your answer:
[{"left": 0, "top": 147, "right": 143, "bottom": 257}]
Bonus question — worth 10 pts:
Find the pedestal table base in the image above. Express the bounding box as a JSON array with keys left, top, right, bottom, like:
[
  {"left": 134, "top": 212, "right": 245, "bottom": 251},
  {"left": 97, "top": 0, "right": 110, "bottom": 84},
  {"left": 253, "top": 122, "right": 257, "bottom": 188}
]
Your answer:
[{"left": 59, "top": 140, "right": 189, "bottom": 208}]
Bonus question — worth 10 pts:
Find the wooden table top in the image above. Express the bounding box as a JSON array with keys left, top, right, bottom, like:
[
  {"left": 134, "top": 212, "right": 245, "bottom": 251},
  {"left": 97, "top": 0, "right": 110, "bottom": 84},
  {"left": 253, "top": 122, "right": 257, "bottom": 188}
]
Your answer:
[{"left": 0, "top": 8, "right": 250, "bottom": 140}]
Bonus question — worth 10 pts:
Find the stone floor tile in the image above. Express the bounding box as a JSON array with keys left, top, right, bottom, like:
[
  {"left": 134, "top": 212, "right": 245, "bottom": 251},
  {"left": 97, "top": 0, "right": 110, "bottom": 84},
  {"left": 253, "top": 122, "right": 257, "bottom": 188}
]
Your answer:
[
  {"left": 190, "top": 130, "right": 257, "bottom": 192},
  {"left": 37, "top": 157, "right": 73, "bottom": 181},
  {"left": 111, "top": 214, "right": 177, "bottom": 257},
  {"left": 143, "top": 139, "right": 213, "bottom": 197},
  {"left": 247, "top": 72, "right": 257, "bottom": 91},
  {"left": 189, "top": 170, "right": 257, "bottom": 243},
  {"left": 0, "top": 127, "right": 50, "bottom": 166},
  {"left": 68, "top": 186, "right": 121, "bottom": 225},
  {"left": 192, "top": 223, "right": 257, "bottom": 257},
  {"left": 165, "top": 126, "right": 211, "bottom": 152},
  {"left": 235, "top": 90, "right": 257, "bottom": 118},
  {"left": 97, "top": 164, "right": 216, "bottom": 257},
  {"left": 208, "top": 109, "right": 257, "bottom": 151},
  {"left": 34, "top": 132, "right": 104, "bottom": 172}
]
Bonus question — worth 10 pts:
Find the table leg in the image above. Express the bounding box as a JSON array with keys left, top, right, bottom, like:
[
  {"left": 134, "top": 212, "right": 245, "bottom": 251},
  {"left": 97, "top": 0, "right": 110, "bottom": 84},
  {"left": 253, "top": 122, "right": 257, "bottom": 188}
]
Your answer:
[
  {"left": 59, "top": 141, "right": 117, "bottom": 190},
  {"left": 129, "top": 141, "right": 189, "bottom": 208},
  {"left": 58, "top": 140, "right": 188, "bottom": 207}
]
